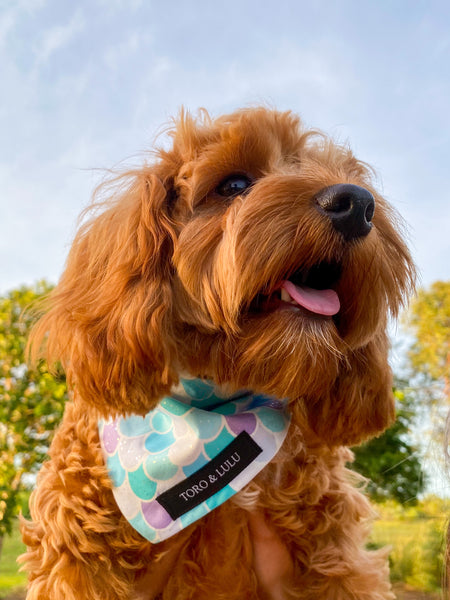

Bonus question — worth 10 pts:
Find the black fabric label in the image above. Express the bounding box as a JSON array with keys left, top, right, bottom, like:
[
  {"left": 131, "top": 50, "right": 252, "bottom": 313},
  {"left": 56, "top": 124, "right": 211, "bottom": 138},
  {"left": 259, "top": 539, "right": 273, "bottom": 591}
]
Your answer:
[{"left": 156, "top": 431, "right": 262, "bottom": 520}]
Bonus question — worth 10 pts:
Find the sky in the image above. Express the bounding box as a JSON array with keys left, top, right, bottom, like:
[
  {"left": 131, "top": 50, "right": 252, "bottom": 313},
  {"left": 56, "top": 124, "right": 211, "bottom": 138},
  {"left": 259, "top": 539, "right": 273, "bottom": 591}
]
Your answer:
[
  {"left": 2, "top": 0, "right": 450, "bottom": 295},
  {"left": 1, "top": 0, "right": 450, "bottom": 493}
]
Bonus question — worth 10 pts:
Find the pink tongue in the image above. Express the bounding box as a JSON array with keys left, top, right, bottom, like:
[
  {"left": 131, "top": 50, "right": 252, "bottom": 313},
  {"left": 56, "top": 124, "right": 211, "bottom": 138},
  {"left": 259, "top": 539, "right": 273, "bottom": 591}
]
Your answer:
[{"left": 281, "top": 280, "right": 340, "bottom": 316}]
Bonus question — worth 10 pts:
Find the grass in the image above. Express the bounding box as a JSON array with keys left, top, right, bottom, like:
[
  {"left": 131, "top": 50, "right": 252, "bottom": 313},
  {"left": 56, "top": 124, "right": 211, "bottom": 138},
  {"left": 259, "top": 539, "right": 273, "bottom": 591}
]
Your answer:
[
  {"left": 0, "top": 521, "right": 26, "bottom": 598},
  {"left": 0, "top": 500, "right": 448, "bottom": 597},
  {"left": 371, "top": 499, "right": 448, "bottom": 592}
]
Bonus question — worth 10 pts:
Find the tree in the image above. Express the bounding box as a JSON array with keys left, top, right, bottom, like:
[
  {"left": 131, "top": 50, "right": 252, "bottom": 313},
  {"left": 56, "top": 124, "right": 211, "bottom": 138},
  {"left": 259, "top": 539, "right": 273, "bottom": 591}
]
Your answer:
[
  {"left": 352, "top": 381, "right": 425, "bottom": 504},
  {"left": 354, "top": 281, "right": 450, "bottom": 502},
  {"left": 0, "top": 283, "right": 67, "bottom": 557},
  {"left": 405, "top": 280, "right": 450, "bottom": 457},
  {"left": 407, "top": 281, "right": 450, "bottom": 390}
]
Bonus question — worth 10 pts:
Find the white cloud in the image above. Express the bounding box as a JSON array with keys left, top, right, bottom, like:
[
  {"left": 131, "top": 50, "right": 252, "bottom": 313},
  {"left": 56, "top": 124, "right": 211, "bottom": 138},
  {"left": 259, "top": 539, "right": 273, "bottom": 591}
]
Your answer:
[
  {"left": 0, "top": 0, "right": 46, "bottom": 47},
  {"left": 103, "top": 31, "right": 147, "bottom": 71},
  {"left": 95, "top": 0, "right": 143, "bottom": 13},
  {"left": 0, "top": 7, "right": 16, "bottom": 45},
  {"left": 34, "top": 8, "right": 85, "bottom": 66}
]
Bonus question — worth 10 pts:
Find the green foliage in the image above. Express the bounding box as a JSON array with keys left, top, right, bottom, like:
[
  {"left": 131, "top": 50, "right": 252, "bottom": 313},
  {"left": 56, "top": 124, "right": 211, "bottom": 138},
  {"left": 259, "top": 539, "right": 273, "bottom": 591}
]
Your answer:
[
  {"left": 404, "top": 280, "right": 450, "bottom": 465},
  {"left": 352, "top": 383, "right": 425, "bottom": 503},
  {"left": 371, "top": 497, "right": 449, "bottom": 592},
  {"left": 0, "top": 519, "right": 26, "bottom": 595},
  {"left": 407, "top": 281, "right": 450, "bottom": 385},
  {"left": 0, "top": 283, "right": 67, "bottom": 540}
]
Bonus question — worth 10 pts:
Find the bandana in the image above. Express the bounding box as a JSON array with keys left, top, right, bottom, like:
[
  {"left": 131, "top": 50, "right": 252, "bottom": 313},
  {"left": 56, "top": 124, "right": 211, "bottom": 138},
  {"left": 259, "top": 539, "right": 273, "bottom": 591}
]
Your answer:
[{"left": 99, "top": 377, "right": 290, "bottom": 543}]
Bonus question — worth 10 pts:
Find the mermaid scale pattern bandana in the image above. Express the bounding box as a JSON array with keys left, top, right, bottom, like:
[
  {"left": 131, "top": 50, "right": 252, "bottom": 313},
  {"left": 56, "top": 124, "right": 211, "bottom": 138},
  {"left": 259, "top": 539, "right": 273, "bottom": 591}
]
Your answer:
[{"left": 99, "top": 377, "right": 291, "bottom": 543}]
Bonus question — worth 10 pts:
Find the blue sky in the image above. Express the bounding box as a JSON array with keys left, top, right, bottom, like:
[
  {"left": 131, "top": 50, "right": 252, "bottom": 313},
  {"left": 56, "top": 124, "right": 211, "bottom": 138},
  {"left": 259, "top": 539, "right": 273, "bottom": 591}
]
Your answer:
[{"left": 2, "top": 0, "right": 449, "bottom": 295}]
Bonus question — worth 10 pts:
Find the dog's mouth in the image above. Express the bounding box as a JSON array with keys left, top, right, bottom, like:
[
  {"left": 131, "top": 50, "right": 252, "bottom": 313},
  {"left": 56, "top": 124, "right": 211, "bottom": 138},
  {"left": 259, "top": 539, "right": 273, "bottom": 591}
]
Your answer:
[{"left": 250, "top": 261, "right": 342, "bottom": 317}]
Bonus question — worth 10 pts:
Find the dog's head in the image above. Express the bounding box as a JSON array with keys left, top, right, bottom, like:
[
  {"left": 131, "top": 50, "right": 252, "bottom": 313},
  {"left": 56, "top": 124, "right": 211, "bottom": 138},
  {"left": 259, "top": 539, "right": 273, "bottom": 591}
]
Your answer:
[{"left": 32, "top": 108, "right": 415, "bottom": 445}]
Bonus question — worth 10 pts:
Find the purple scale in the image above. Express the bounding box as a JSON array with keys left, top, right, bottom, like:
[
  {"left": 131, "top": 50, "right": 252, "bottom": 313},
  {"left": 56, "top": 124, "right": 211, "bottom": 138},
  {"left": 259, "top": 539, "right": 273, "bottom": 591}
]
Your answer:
[
  {"left": 142, "top": 500, "right": 173, "bottom": 529},
  {"left": 102, "top": 421, "right": 120, "bottom": 454},
  {"left": 225, "top": 412, "right": 256, "bottom": 435}
]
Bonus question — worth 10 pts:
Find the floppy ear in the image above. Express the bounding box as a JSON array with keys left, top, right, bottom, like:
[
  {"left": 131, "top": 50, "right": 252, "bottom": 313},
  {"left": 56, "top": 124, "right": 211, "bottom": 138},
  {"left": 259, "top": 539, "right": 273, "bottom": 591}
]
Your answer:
[
  {"left": 30, "top": 167, "right": 179, "bottom": 417},
  {"left": 300, "top": 330, "right": 395, "bottom": 447}
]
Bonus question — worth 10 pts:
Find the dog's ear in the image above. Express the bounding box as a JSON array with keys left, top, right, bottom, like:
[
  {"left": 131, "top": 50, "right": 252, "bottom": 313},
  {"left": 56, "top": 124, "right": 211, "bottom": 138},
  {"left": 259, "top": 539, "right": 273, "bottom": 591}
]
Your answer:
[
  {"left": 299, "top": 330, "right": 395, "bottom": 447},
  {"left": 29, "top": 166, "right": 179, "bottom": 416}
]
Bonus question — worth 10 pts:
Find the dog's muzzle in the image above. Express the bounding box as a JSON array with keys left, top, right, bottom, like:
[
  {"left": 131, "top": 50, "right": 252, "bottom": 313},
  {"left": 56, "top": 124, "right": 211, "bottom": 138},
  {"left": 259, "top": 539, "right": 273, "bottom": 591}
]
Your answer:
[{"left": 314, "top": 184, "right": 375, "bottom": 242}]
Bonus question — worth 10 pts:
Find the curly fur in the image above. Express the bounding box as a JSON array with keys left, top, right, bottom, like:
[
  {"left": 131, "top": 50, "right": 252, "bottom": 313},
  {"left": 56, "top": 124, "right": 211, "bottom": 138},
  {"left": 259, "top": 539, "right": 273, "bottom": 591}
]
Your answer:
[{"left": 20, "top": 107, "right": 415, "bottom": 599}]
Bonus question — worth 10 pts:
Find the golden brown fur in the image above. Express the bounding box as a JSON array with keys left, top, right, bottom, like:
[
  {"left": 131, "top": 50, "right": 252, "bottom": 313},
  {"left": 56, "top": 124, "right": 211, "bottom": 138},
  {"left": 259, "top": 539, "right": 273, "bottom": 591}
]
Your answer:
[{"left": 21, "top": 108, "right": 415, "bottom": 599}]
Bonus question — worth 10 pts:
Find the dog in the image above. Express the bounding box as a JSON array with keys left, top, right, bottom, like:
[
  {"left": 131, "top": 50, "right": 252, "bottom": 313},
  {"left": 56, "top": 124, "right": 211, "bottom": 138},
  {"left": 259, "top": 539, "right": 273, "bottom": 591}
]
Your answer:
[{"left": 21, "top": 107, "right": 415, "bottom": 599}]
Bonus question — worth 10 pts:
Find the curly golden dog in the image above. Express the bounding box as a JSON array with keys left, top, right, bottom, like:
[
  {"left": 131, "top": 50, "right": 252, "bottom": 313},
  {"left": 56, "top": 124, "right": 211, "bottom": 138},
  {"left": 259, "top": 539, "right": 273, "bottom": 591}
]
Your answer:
[{"left": 21, "top": 107, "right": 415, "bottom": 599}]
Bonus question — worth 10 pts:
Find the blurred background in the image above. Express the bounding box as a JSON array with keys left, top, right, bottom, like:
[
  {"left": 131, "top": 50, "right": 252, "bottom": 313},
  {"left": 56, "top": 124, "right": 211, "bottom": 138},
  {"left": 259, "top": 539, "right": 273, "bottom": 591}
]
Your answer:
[{"left": 1, "top": 1, "right": 449, "bottom": 598}]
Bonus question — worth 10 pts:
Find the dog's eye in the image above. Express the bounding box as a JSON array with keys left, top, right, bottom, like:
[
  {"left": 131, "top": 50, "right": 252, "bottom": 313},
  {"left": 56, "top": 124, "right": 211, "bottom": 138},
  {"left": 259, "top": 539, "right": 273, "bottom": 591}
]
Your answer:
[{"left": 216, "top": 175, "right": 253, "bottom": 198}]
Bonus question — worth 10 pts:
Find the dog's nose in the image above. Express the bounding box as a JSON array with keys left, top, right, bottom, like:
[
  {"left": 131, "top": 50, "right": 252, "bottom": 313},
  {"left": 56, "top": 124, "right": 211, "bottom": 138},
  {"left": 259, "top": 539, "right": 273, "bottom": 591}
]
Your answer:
[{"left": 314, "top": 184, "right": 375, "bottom": 241}]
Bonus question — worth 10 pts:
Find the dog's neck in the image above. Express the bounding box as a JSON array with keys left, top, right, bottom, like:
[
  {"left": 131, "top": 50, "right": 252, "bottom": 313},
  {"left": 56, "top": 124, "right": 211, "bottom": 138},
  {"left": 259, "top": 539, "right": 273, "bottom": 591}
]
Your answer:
[{"left": 171, "top": 376, "right": 253, "bottom": 410}]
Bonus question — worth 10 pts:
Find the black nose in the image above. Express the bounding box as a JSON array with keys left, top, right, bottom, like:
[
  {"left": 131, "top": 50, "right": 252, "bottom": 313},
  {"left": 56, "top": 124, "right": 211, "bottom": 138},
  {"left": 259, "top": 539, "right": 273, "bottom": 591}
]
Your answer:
[{"left": 314, "top": 183, "right": 375, "bottom": 241}]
